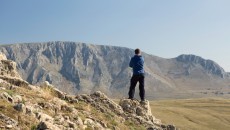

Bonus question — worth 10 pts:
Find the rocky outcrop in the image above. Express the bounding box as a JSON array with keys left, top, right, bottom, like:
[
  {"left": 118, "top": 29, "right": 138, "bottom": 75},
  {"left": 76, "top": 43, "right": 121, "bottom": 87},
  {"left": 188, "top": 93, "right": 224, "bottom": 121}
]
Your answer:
[
  {"left": 77, "top": 91, "right": 123, "bottom": 115},
  {"left": 77, "top": 91, "right": 178, "bottom": 130},
  {"left": 0, "top": 55, "right": 21, "bottom": 78},
  {"left": 119, "top": 99, "right": 160, "bottom": 124},
  {"left": 0, "top": 53, "right": 29, "bottom": 88}
]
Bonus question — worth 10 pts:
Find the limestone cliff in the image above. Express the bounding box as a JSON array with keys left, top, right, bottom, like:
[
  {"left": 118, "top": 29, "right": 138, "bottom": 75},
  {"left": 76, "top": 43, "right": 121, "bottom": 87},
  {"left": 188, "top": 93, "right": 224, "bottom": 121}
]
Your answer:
[{"left": 0, "top": 42, "right": 230, "bottom": 99}]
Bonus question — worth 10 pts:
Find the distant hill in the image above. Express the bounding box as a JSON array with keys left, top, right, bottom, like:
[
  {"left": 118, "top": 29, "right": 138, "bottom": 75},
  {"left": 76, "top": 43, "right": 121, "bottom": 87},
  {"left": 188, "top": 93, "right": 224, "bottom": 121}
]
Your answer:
[{"left": 0, "top": 41, "right": 230, "bottom": 99}]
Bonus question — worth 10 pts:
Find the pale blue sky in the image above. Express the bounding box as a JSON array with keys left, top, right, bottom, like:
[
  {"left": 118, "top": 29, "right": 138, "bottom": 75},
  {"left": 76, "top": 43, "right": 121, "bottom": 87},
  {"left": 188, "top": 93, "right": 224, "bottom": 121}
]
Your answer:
[{"left": 0, "top": 0, "right": 230, "bottom": 71}]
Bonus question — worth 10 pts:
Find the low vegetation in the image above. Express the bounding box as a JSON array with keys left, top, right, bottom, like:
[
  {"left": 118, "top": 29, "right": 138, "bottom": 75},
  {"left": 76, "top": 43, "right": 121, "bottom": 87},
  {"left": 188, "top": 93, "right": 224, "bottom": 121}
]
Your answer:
[{"left": 150, "top": 98, "right": 230, "bottom": 130}]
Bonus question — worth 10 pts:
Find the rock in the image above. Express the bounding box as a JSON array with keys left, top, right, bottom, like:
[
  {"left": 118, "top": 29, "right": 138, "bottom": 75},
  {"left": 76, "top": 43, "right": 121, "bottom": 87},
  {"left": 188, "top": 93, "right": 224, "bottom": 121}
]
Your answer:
[
  {"left": 65, "top": 95, "right": 78, "bottom": 103},
  {"left": 119, "top": 99, "right": 139, "bottom": 113},
  {"left": 37, "top": 122, "right": 50, "bottom": 130},
  {"left": 167, "top": 125, "right": 176, "bottom": 130},
  {"left": 0, "top": 87, "right": 6, "bottom": 90},
  {"left": 147, "top": 126, "right": 158, "bottom": 130},
  {"left": 78, "top": 91, "right": 124, "bottom": 115},
  {"left": 161, "top": 125, "right": 167, "bottom": 129},
  {"left": 41, "top": 81, "right": 53, "bottom": 88},
  {"left": 36, "top": 112, "right": 61, "bottom": 130},
  {"left": 76, "top": 116, "right": 83, "bottom": 126},
  {"left": 55, "top": 115, "right": 64, "bottom": 123},
  {"left": 53, "top": 88, "right": 66, "bottom": 99},
  {"left": 100, "top": 121, "right": 107, "bottom": 128},
  {"left": 0, "top": 114, "right": 18, "bottom": 128},
  {"left": 82, "top": 118, "right": 105, "bottom": 129},
  {"left": 153, "top": 118, "right": 162, "bottom": 126},
  {"left": 0, "top": 52, "right": 7, "bottom": 60},
  {"left": 0, "top": 59, "right": 22, "bottom": 78},
  {"left": 37, "top": 102, "right": 53, "bottom": 109},
  {"left": 1, "top": 92, "right": 14, "bottom": 103},
  {"left": 13, "top": 103, "right": 26, "bottom": 113},
  {"left": 0, "top": 76, "right": 28, "bottom": 87},
  {"left": 141, "top": 100, "right": 152, "bottom": 115},
  {"left": 36, "top": 112, "right": 53, "bottom": 122},
  {"left": 84, "top": 118, "right": 95, "bottom": 125},
  {"left": 136, "top": 106, "right": 145, "bottom": 116},
  {"left": 68, "top": 120, "right": 76, "bottom": 128},
  {"left": 6, "top": 125, "right": 13, "bottom": 129},
  {"left": 61, "top": 105, "right": 73, "bottom": 112},
  {"left": 64, "top": 116, "right": 70, "bottom": 121},
  {"left": 110, "top": 126, "right": 119, "bottom": 130},
  {"left": 12, "top": 95, "right": 22, "bottom": 103},
  {"left": 119, "top": 98, "right": 162, "bottom": 127},
  {"left": 80, "top": 94, "right": 94, "bottom": 102},
  {"left": 25, "top": 105, "right": 34, "bottom": 115},
  {"left": 82, "top": 125, "right": 87, "bottom": 129},
  {"left": 91, "top": 91, "right": 106, "bottom": 98},
  {"left": 119, "top": 99, "right": 153, "bottom": 117},
  {"left": 37, "top": 121, "right": 60, "bottom": 130},
  {"left": 41, "top": 81, "right": 66, "bottom": 99}
]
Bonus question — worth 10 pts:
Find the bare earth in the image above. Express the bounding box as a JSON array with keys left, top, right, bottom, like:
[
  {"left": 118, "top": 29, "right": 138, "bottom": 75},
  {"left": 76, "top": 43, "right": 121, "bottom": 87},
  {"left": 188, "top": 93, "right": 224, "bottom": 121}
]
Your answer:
[{"left": 150, "top": 98, "right": 230, "bottom": 130}]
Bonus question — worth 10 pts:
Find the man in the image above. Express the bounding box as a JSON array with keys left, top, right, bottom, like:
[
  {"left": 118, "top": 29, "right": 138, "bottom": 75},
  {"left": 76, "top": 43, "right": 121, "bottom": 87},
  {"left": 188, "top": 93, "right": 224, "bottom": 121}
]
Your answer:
[{"left": 128, "top": 48, "right": 145, "bottom": 102}]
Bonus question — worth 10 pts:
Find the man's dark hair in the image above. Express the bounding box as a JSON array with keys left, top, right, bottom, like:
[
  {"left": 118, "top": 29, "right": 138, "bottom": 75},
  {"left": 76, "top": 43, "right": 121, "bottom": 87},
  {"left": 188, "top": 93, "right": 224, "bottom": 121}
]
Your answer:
[{"left": 135, "top": 48, "right": 141, "bottom": 54}]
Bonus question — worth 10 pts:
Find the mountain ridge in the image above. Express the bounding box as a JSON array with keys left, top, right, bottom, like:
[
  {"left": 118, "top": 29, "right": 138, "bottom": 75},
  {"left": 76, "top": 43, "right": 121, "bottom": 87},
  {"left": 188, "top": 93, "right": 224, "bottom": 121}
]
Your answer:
[
  {"left": 0, "top": 41, "right": 230, "bottom": 99},
  {"left": 176, "top": 54, "right": 228, "bottom": 78}
]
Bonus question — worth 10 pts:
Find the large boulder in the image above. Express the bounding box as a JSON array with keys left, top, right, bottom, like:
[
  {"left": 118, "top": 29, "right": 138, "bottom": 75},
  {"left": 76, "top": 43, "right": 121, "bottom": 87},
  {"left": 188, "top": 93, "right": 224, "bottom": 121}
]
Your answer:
[
  {"left": 119, "top": 99, "right": 162, "bottom": 125},
  {"left": 119, "top": 99, "right": 153, "bottom": 118}
]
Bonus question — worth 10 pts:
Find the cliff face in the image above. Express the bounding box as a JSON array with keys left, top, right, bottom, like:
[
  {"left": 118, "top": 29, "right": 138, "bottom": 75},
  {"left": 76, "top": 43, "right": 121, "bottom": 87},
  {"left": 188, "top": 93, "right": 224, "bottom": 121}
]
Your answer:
[
  {"left": 176, "top": 54, "right": 227, "bottom": 78},
  {"left": 0, "top": 42, "right": 135, "bottom": 96},
  {"left": 0, "top": 42, "right": 230, "bottom": 99}
]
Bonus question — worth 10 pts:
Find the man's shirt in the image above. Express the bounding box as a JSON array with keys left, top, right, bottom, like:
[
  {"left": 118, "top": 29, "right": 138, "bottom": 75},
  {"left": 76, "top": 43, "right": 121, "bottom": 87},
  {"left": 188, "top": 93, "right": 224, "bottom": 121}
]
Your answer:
[{"left": 129, "top": 55, "right": 144, "bottom": 75}]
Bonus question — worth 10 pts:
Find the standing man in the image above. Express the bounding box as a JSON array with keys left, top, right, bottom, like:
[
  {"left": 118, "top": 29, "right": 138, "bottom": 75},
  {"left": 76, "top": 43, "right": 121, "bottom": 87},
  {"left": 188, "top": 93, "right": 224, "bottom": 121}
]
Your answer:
[{"left": 128, "top": 48, "right": 145, "bottom": 102}]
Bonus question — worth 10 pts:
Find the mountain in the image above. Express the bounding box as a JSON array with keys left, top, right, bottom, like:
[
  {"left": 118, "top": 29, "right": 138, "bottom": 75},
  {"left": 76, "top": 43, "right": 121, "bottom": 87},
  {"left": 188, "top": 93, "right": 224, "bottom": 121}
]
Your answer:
[
  {"left": 0, "top": 52, "right": 177, "bottom": 130},
  {"left": 0, "top": 41, "right": 230, "bottom": 99}
]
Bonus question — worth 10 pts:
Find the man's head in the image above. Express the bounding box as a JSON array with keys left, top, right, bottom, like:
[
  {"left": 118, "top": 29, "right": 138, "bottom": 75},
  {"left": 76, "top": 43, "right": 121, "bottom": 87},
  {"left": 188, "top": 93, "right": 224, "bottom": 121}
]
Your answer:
[{"left": 135, "top": 48, "right": 141, "bottom": 55}]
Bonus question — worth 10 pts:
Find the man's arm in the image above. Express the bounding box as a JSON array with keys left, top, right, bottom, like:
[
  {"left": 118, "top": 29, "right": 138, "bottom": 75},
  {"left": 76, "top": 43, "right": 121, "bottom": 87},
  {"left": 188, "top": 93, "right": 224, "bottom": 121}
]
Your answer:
[
  {"left": 142, "top": 57, "right": 144, "bottom": 64},
  {"left": 129, "top": 58, "right": 133, "bottom": 68}
]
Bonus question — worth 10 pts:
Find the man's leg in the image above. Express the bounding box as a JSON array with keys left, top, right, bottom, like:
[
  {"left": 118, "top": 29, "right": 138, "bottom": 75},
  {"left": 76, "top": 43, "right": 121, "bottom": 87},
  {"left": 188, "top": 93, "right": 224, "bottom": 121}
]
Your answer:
[
  {"left": 139, "top": 74, "right": 145, "bottom": 101},
  {"left": 128, "top": 75, "right": 138, "bottom": 99}
]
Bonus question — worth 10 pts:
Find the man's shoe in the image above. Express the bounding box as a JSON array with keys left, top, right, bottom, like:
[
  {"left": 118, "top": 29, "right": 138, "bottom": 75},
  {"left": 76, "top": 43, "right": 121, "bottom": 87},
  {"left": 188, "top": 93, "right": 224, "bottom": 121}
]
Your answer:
[
  {"left": 140, "top": 100, "right": 146, "bottom": 105},
  {"left": 128, "top": 97, "right": 134, "bottom": 100}
]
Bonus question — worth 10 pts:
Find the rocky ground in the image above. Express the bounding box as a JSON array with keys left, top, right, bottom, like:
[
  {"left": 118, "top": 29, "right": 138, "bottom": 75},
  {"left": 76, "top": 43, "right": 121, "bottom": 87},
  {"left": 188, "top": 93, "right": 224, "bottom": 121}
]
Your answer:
[{"left": 0, "top": 53, "right": 176, "bottom": 130}]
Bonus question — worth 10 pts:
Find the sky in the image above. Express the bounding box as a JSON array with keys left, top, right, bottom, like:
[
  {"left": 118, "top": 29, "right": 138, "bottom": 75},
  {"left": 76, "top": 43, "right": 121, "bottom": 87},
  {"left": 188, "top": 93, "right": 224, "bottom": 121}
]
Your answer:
[{"left": 0, "top": 0, "right": 230, "bottom": 71}]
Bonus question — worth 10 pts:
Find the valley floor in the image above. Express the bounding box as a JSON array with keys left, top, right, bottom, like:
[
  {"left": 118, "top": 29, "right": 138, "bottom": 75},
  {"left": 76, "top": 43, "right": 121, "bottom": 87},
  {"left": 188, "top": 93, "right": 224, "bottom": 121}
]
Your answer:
[{"left": 150, "top": 98, "right": 230, "bottom": 130}]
